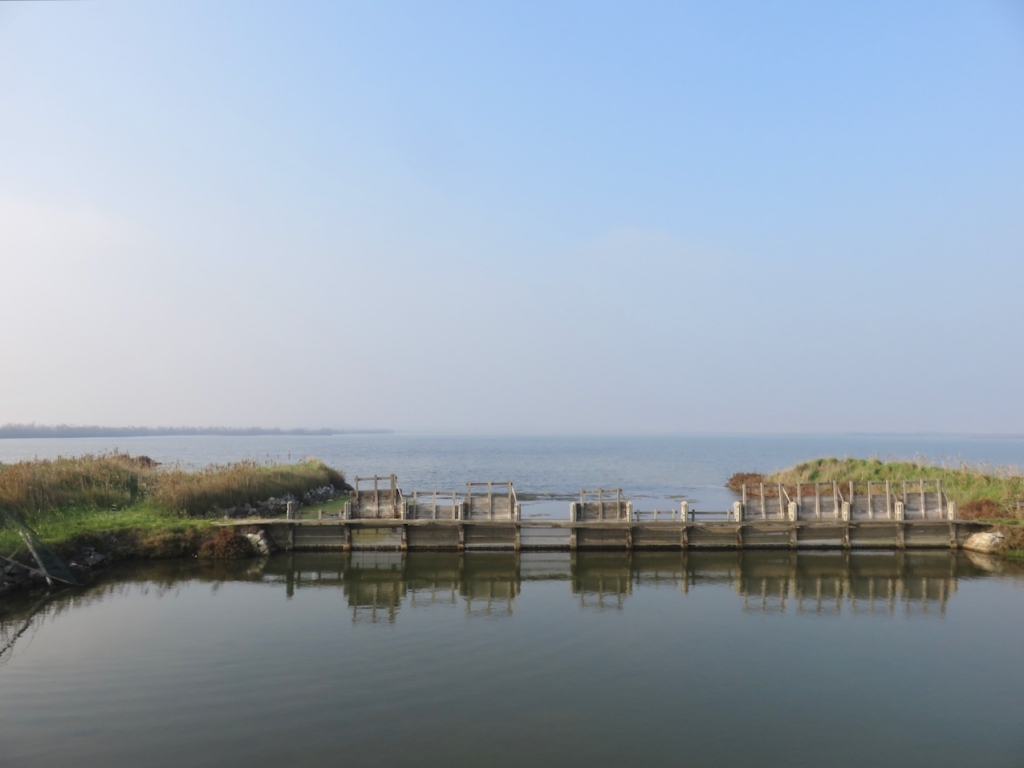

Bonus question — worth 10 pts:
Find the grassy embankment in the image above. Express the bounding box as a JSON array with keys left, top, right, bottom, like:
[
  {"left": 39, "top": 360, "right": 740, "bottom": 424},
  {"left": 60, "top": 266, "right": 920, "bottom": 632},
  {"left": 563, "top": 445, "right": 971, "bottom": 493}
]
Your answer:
[
  {"left": 0, "top": 453, "right": 347, "bottom": 561},
  {"left": 728, "top": 457, "right": 1024, "bottom": 557}
]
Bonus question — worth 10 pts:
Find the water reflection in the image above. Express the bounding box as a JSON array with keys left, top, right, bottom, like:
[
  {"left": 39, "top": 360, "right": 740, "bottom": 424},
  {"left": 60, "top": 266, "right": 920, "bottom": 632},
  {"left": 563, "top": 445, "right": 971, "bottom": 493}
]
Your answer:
[
  {"left": 281, "top": 550, "right": 1005, "bottom": 622},
  {"left": 0, "top": 550, "right": 1012, "bottom": 646}
]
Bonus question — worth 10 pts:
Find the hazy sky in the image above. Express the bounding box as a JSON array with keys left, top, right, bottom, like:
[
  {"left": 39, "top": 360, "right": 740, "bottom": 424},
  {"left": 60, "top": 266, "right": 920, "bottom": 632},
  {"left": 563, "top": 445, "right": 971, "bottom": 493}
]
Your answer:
[{"left": 1, "top": 1, "right": 1022, "bottom": 433}]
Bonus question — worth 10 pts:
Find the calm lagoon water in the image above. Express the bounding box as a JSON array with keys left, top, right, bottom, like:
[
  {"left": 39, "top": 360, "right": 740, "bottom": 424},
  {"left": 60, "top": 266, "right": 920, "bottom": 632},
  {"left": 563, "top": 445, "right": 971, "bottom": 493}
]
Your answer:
[
  {"left": 1, "top": 551, "right": 1023, "bottom": 767},
  {"left": 2, "top": 434, "right": 1024, "bottom": 766}
]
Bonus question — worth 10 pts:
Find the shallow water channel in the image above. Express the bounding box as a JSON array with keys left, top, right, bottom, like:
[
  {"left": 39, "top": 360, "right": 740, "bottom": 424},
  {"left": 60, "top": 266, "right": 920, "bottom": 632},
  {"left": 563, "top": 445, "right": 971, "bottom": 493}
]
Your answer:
[{"left": 1, "top": 550, "right": 1023, "bottom": 767}]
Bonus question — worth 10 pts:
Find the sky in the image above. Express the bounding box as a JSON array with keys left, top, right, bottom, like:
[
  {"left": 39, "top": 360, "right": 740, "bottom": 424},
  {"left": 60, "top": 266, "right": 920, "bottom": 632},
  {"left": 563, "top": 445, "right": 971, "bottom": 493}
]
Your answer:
[{"left": 1, "top": 1, "right": 1022, "bottom": 434}]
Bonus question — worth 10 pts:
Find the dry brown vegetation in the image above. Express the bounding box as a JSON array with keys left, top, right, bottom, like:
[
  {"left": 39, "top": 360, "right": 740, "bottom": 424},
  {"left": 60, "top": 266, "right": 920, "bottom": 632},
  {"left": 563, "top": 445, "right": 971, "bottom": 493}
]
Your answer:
[
  {"left": 0, "top": 453, "right": 156, "bottom": 520},
  {"left": 725, "top": 472, "right": 764, "bottom": 491},
  {"left": 196, "top": 528, "right": 254, "bottom": 559},
  {"left": 958, "top": 499, "right": 1004, "bottom": 520},
  {"left": 152, "top": 460, "right": 346, "bottom": 517},
  {"left": 0, "top": 452, "right": 346, "bottom": 521}
]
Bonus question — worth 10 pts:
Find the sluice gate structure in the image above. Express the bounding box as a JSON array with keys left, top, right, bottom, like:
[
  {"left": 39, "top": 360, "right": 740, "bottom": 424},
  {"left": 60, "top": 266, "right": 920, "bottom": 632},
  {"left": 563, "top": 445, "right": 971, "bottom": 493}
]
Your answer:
[{"left": 229, "top": 476, "right": 991, "bottom": 552}]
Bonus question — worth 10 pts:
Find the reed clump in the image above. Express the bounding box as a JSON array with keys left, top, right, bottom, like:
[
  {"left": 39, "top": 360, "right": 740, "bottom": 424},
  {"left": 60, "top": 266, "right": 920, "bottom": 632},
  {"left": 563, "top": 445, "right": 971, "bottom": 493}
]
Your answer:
[
  {"left": 0, "top": 452, "right": 158, "bottom": 520},
  {"left": 728, "top": 457, "right": 1024, "bottom": 519},
  {"left": 152, "top": 460, "right": 346, "bottom": 517},
  {"left": 0, "top": 453, "right": 346, "bottom": 522}
]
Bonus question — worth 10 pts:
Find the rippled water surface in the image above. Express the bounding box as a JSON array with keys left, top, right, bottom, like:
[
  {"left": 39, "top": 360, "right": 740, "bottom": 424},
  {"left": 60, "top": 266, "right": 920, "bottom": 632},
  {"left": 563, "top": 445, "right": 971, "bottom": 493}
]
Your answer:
[{"left": 1, "top": 551, "right": 1023, "bottom": 767}]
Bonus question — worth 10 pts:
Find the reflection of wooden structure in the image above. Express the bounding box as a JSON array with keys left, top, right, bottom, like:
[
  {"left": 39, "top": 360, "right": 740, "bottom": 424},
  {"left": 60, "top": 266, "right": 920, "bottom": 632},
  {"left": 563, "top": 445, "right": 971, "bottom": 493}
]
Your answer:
[
  {"left": 738, "top": 573, "right": 955, "bottom": 616},
  {"left": 249, "top": 549, "right": 967, "bottom": 627}
]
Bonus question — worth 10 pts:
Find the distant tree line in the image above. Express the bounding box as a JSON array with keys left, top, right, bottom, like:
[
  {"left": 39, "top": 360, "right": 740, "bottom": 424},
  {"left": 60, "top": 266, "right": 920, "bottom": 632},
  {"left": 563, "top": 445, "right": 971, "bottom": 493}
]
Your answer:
[{"left": 0, "top": 424, "right": 390, "bottom": 439}]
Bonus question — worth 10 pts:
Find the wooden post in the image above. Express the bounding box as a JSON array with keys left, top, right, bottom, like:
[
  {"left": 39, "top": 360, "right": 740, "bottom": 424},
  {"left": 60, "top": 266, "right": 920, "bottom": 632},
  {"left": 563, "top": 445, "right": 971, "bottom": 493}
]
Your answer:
[
  {"left": 886, "top": 480, "right": 892, "bottom": 520},
  {"left": 374, "top": 476, "right": 380, "bottom": 519},
  {"left": 509, "top": 484, "right": 515, "bottom": 522},
  {"left": 760, "top": 482, "right": 766, "bottom": 519},
  {"left": 618, "top": 488, "right": 624, "bottom": 520},
  {"left": 920, "top": 479, "right": 926, "bottom": 520},
  {"left": 778, "top": 482, "right": 784, "bottom": 519},
  {"left": 391, "top": 475, "right": 397, "bottom": 519},
  {"left": 833, "top": 481, "right": 839, "bottom": 520},
  {"left": 936, "top": 479, "right": 943, "bottom": 518},
  {"left": 488, "top": 481, "right": 494, "bottom": 520},
  {"left": 453, "top": 491, "right": 458, "bottom": 521},
  {"left": 742, "top": 483, "right": 748, "bottom": 513},
  {"left": 598, "top": 489, "right": 604, "bottom": 521},
  {"left": 796, "top": 483, "right": 802, "bottom": 520},
  {"left": 815, "top": 482, "right": 821, "bottom": 519},
  {"left": 867, "top": 481, "right": 873, "bottom": 520},
  {"left": 849, "top": 482, "right": 855, "bottom": 520}
]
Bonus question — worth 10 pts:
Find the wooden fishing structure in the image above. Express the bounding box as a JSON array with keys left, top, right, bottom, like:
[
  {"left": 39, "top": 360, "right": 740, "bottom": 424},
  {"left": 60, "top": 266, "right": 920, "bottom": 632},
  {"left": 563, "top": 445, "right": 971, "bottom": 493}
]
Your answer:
[{"left": 223, "top": 475, "right": 991, "bottom": 553}]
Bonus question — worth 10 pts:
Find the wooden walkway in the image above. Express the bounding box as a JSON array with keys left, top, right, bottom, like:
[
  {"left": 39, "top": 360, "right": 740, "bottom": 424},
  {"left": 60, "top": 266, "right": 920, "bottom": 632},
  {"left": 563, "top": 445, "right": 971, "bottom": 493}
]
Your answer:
[{"left": 225, "top": 518, "right": 987, "bottom": 552}]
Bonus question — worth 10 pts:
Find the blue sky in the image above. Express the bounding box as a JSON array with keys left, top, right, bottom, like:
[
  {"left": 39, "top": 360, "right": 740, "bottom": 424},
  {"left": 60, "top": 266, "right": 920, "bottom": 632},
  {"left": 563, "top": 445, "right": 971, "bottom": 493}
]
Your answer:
[{"left": 1, "top": 1, "right": 1022, "bottom": 433}]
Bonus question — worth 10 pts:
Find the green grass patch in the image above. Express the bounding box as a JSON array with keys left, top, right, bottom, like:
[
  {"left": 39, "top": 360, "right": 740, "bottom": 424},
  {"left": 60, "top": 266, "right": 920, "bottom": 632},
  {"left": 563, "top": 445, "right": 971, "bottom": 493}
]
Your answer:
[
  {"left": 294, "top": 495, "right": 350, "bottom": 519},
  {"left": 0, "top": 454, "right": 347, "bottom": 557}
]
